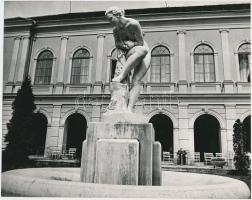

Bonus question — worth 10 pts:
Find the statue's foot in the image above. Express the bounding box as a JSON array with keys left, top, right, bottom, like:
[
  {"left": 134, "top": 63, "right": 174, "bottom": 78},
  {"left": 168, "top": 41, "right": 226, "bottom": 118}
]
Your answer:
[
  {"left": 112, "top": 76, "right": 122, "bottom": 82},
  {"left": 126, "top": 108, "right": 133, "bottom": 113}
]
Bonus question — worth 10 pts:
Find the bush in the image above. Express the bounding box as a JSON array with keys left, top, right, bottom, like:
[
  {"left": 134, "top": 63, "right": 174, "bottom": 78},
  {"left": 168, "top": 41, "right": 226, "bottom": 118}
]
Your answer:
[
  {"left": 233, "top": 119, "right": 250, "bottom": 175},
  {"left": 2, "top": 76, "right": 36, "bottom": 171}
]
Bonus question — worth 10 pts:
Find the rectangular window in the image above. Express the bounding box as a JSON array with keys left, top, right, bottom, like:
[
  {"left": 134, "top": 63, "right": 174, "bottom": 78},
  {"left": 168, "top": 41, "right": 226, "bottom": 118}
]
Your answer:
[
  {"left": 194, "top": 54, "right": 215, "bottom": 82},
  {"left": 71, "top": 58, "right": 89, "bottom": 84}
]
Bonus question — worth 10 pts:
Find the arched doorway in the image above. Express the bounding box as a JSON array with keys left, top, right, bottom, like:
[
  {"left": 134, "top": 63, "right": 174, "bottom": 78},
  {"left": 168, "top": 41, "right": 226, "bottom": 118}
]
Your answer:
[
  {"left": 31, "top": 113, "right": 48, "bottom": 155},
  {"left": 149, "top": 114, "right": 173, "bottom": 158},
  {"left": 194, "top": 114, "right": 221, "bottom": 161},
  {"left": 63, "top": 113, "right": 87, "bottom": 159},
  {"left": 243, "top": 115, "right": 251, "bottom": 152}
]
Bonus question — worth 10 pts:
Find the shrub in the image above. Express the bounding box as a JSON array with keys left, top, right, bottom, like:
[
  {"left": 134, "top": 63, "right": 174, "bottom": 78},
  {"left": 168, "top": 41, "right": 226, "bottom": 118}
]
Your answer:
[
  {"left": 233, "top": 119, "right": 250, "bottom": 175},
  {"left": 2, "top": 76, "right": 36, "bottom": 171}
]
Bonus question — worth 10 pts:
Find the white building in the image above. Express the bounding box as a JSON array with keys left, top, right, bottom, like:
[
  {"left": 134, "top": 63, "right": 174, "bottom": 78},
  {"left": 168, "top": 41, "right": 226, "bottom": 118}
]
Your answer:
[{"left": 3, "top": 2, "right": 251, "bottom": 161}]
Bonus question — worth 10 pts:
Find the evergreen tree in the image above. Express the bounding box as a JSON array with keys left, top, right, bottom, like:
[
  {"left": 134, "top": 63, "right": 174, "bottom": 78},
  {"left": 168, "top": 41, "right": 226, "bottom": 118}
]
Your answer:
[
  {"left": 233, "top": 119, "right": 250, "bottom": 175},
  {"left": 2, "top": 76, "right": 36, "bottom": 171}
]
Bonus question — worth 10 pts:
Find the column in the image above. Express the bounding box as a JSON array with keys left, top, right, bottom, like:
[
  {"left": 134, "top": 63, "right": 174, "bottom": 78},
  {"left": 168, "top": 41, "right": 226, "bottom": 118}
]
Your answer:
[
  {"left": 178, "top": 104, "right": 190, "bottom": 152},
  {"left": 16, "top": 36, "right": 30, "bottom": 83},
  {"left": 219, "top": 29, "right": 234, "bottom": 92},
  {"left": 45, "top": 105, "right": 61, "bottom": 155},
  {"left": 55, "top": 35, "right": 68, "bottom": 94},
  {"left": 93, "top": 33, "right": 105, "bottom": 94},
  {"left": 177, "top": 30, "right": 187, "bottom": 93},
  {"left": 225, "top": 104, "right": 236, "bottom": 155},
  {"left": 5, "top": 36, "right": 21, "bottom": 93}
]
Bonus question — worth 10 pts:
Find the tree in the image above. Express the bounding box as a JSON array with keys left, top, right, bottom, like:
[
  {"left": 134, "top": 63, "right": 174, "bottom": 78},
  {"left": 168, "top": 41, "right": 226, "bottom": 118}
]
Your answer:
[
  {"left": 2, "top": 76, "right": 36, "bottom": 171},
  {"left": 233, "top": 119, "right": 250, "bottom": 175}
]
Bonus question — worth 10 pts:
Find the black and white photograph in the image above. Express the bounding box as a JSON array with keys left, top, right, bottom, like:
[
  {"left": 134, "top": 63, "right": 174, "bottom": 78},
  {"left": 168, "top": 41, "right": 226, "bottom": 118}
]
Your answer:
[{"left": 1, "top": 0, "right": 251, "bottom": 198}]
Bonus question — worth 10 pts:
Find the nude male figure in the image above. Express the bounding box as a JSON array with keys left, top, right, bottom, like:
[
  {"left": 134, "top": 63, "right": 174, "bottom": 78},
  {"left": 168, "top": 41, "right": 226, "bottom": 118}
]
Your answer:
[{"left": 105, "top": 6, "right": 151, "bottom": 112}]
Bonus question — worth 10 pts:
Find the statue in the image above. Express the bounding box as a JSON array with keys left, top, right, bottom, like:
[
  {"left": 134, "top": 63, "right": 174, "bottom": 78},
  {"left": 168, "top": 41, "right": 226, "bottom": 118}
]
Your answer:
[{"left": 105, "top": 6, "right": 151, "bottom": 113}]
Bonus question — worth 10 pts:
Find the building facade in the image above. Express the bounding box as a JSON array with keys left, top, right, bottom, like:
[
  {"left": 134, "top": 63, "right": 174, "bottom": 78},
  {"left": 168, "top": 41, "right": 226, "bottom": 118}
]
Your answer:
[{"left": 3, "top": 3, "right": 251, "bottom": 160}]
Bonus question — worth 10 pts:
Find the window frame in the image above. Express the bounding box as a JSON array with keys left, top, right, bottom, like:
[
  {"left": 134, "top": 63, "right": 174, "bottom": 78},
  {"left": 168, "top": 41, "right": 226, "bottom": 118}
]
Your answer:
[
  {"left": 34, "top": 50, "right": 54, "bottom": 85},
  {"left": 238, "top": 43, "right": 251, "bottom": 82},
  {"left": 70, "top": 48, "right": 91, "bottom": 85},
  {"left": 193, "top": 44, "right": 216, "bottom": 83},
  {"left": 150, "top": 46, "right": 171, "bottom": 83}
]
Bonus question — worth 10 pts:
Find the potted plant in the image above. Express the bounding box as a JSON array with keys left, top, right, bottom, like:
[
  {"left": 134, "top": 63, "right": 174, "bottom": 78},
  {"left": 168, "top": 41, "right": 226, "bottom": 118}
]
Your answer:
[{"left": 211, "top": 157, "right": 227, "bottom": 168}]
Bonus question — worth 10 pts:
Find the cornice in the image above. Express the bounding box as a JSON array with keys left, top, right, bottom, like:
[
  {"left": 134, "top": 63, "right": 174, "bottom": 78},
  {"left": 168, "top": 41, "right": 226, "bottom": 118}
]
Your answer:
[
  {"left": 5, "top": 6, "right": 248, "bottom": 32},
  {"left": 5, "top": 23, "right": 249, "bottom": 39},
  {"left": 3, "top": 93, "right": 250, "bottom": 100},
  {"left": 32, "top": 13, "right": 249, "bottom": 30}
]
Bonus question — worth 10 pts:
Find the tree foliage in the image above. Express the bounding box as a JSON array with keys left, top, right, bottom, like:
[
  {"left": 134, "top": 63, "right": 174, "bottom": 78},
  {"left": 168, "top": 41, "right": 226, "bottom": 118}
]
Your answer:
[
  {"left": 2, "top": 76, "right": 36, "bottom": 171},
  {"left": 233, "top": 119, "right": 250, "bottom": 175}
]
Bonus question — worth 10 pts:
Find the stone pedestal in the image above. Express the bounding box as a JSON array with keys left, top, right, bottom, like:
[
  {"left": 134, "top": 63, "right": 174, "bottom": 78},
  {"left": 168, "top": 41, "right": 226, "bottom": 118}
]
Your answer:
[
  {"left": 80, "top": 122, "right": 161, "bottom": 186},
  {"left": 81, "top": 82, "right": 161, "bottom": 186},
  {"left": 95, "top": 139, "right": 139, "bottom": 185}
]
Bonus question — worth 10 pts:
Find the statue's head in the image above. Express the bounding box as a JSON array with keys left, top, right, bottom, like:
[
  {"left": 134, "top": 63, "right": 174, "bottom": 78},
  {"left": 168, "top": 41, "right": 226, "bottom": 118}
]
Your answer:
[{"left": 105, "top": 6, "right": 125, "bottom": 18}]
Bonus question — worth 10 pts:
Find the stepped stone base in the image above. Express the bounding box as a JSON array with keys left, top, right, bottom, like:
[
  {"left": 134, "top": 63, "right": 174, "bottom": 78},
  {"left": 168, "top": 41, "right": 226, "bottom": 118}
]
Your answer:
[{"left": 80, "top": 122, "right": 161, "bottom": 186}]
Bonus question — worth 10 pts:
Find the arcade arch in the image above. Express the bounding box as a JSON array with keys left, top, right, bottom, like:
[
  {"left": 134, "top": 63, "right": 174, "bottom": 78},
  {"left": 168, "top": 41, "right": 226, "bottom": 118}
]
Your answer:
[
  {"left": 149, "top": 114, "right": 174, "bottom": 158},
  {"left": 63, "top": 113, "right": 87, "bottom": 159},
  {"left": 194, "top": 114, "right": 221, "bottom": 161}
]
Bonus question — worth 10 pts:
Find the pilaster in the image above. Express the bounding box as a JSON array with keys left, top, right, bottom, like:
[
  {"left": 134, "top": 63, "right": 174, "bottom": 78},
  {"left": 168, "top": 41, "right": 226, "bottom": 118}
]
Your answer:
[
  {"left": 178, "top": 104, "right": 191, "bottom": 152},
  {"left": 91, "top": 105, "right": 101, "bottom": 122},
  {"left": 55, "top": 35, "right": 69, "bottom": 94},
  {"left": 5, "top": 36, "right": 21, "bottom": 93},
  {"left": 45, "top": 105, "right": 61, "bottom": 154},
  {"left": 177, "top": 30, "right": 188, "bottom": 93},
  {"left": 95, "top": 33, "right": 106, "bottom": 83},
  {"left": 225, "top": 104, "right": 236, "bottom": 154},
  {"left": 219, "top": 29, "right": 234, "bottom": 92},
  {"left": 16, "top": 36, "right": 30, "bottom": 83}
]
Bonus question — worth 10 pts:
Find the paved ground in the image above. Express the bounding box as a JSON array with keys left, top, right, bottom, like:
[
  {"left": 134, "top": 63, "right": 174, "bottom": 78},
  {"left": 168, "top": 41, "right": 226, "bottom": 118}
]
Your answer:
[{"left": 162, "top": 162, "right": 251, "bottom": 191}]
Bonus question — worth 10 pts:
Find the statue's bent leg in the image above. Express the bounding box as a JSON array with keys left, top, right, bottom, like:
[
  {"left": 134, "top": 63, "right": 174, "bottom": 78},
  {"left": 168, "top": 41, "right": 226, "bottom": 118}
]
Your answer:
[
  {"left": 128, "top": 51, "right": 151, "bottom": 112},
  {"left": 112, "top": 46, "right": 148, "bottom": 83}
]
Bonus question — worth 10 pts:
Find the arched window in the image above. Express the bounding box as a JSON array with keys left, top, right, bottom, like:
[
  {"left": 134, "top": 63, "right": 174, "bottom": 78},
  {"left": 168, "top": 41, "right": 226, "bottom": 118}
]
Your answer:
[
  {"left": 71, "top": 48, "right": 90, "bottom": 84},
  {"left": 194, "top": 44, "right": 215, "bottom": 82},
  {"left": 34, "top": 50, "right": 53, "bottom": 84},
  {"left": 151, "top": 46, "right": 171, "bottom": 83},
  {"left": 238, "top": 43, "right": 251, "bottom": 82}
]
